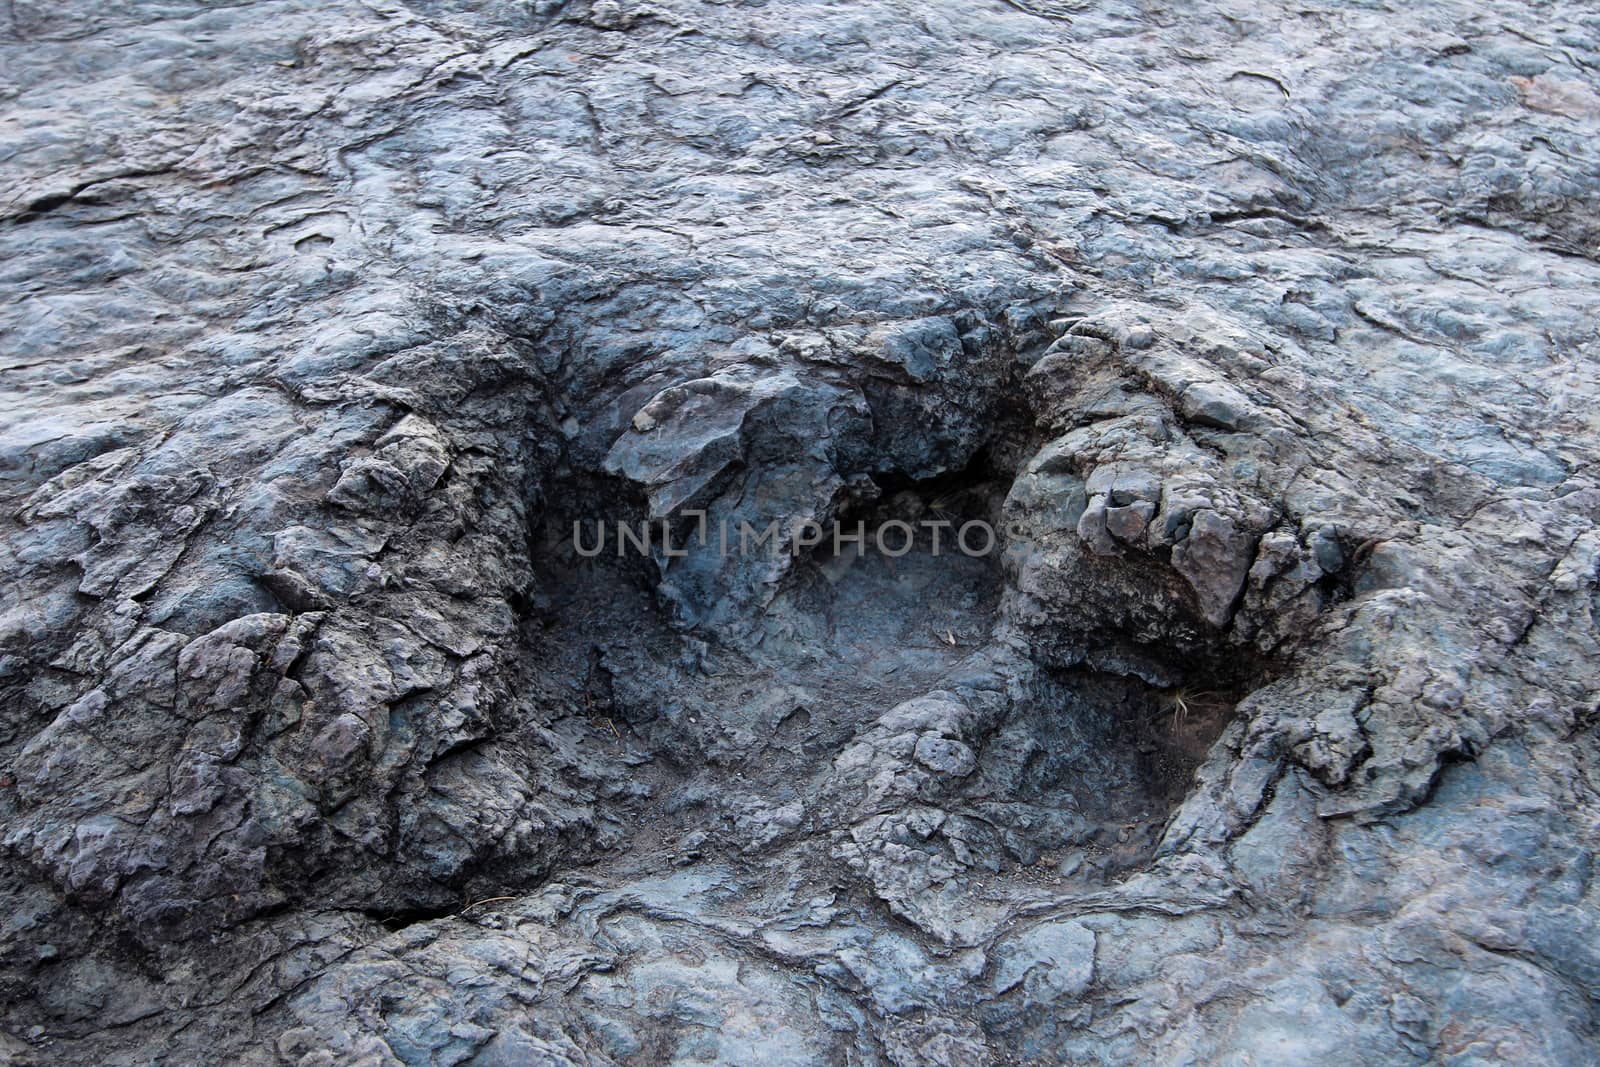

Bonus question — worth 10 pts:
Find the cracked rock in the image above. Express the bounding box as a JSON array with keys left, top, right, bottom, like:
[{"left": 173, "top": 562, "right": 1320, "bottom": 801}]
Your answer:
[{"left": 3, "top": 1, "right": 1600, "bottom": 1065}]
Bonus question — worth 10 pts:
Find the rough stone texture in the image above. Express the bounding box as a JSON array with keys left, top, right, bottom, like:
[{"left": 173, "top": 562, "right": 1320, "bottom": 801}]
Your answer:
[{"left": 2, "top": 0, "right": 1599, "bottom": 1064}]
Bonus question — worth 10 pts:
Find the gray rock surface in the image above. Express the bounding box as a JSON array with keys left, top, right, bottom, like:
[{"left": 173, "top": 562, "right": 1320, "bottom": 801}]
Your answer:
[{"left": 2, "top": 0, "right": 1599, "bottom": 1063}]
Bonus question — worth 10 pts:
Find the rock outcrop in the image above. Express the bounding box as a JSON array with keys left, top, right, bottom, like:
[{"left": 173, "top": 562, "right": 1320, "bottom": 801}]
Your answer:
[{"left": 2, "top": 0, "right": 1599, "bottom": 1063}]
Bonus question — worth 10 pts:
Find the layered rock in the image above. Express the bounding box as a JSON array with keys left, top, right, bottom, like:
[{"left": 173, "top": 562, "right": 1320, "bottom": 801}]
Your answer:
[{"left": 2, "top": 0, "right": 1599, "bottom": 1064}]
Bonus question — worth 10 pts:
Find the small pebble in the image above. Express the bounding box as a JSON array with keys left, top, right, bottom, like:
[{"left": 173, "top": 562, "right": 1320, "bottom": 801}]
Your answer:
[{"left": 1122, "top": 324, "right": 1156, "bottom": 349}]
